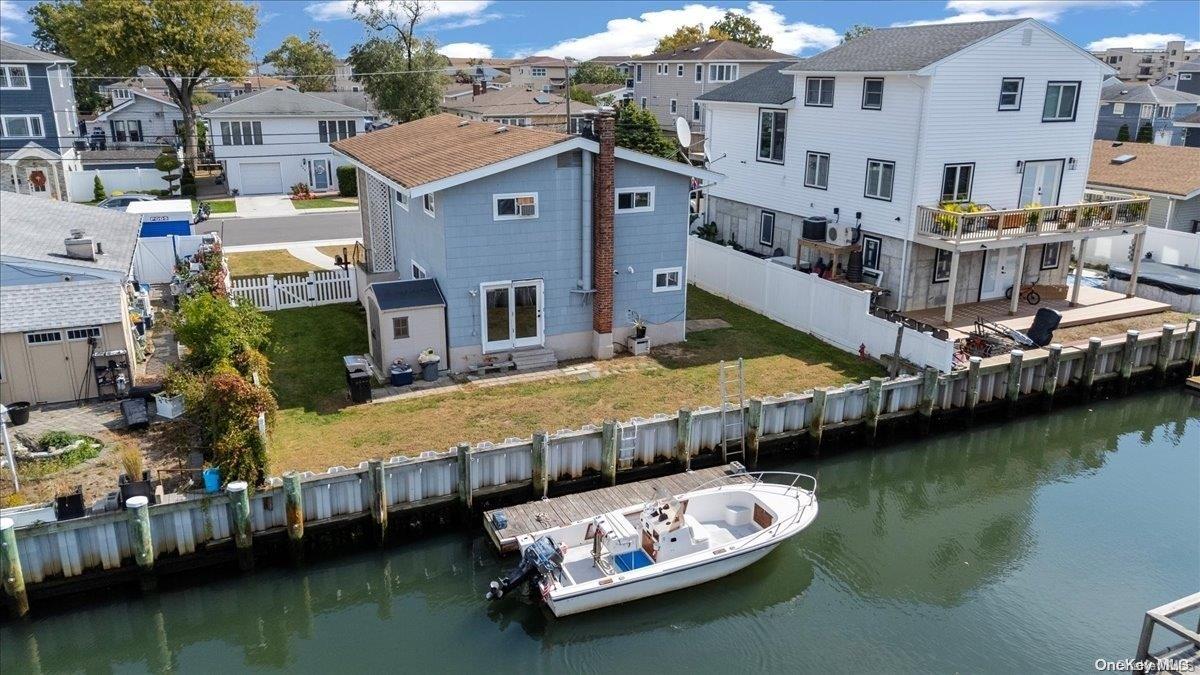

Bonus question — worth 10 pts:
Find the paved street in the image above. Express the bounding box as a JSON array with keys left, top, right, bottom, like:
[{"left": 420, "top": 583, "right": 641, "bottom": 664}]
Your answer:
[{"left": 194, "top": 211, "right": 361, "bottom": 246}]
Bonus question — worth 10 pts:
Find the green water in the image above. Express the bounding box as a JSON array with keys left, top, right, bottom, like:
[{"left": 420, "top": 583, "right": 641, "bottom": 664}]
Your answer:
[{"left": 3, "top": 392, "right": 1198, "bottom": 674}]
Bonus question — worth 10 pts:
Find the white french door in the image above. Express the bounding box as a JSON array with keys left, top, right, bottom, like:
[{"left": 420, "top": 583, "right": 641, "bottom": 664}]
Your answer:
[
  {"left": 1018, "top": 160, "right": 1063, "bottom": 207},
  {"left": 980, "top": 248, "right": 1019, "bottom": 301},
  {"left": 481, "top": 279, "right": 544, "bottom": 352}
]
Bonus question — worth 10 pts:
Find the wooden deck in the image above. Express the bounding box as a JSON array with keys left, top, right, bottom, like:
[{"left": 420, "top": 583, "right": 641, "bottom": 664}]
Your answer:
[
  {"left": 483, "top": 464, "right": 750, "bottom": 554},
  {"left": 903, "top": 285, "right": 1170, "bottom": 341}
]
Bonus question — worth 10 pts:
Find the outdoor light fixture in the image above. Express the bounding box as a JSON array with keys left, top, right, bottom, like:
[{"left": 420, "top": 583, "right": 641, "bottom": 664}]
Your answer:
[
  {"left": 1068, "top": 157, "right": 1077, "bottom": 170},
  {"left": 1016, "top": 160, "right": 1024, "bottom": 173}
]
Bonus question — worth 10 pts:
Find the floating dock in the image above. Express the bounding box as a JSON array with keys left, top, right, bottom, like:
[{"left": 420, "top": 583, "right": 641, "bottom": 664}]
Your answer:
[{"left": 483, "top": 464, "right": 749, "bottom": 554}]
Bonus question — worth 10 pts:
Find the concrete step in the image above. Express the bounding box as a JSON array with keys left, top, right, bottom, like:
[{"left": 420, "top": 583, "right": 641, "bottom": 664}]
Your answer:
[{"left": 511, "top": 348, "right": 559, "bottom": 371}]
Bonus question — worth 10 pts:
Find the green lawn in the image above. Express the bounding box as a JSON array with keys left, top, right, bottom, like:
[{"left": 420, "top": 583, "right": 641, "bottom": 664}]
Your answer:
[
  {"left": 267, "top": 287, "right": 882, "bottom": 472},
  {"left": 192, "top": 198, "right": 236, "bottom": 213},
  {"left": 293, "top": 197, "right": 358, "bottom": 210},
  {"left": 227, "top": 250, "right": 321, "bottom": 277}
]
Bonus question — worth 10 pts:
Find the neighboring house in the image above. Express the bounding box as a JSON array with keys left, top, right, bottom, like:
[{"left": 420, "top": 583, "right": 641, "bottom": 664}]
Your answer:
[
  {"left": 330, "top": 112, "right": 720, "bottom": 373},
  {"left": 1091, "top": 40, "right": 1199, "bottom": 82},
  {"left": 508, "top": 56, "right": 575, "bottom": 92},
  {"left": 1173, "top": 62, "right": 1200, "bottom": 96},
  {"left": 442, "top": 81, "right": 503, "bottom": 103},
  {"left": 101, "top": 67, "right": 175, "bottom": 103},
  {"left": 88, "top": 88, "right": 184, "bottom": 147},
  {"left": 0, "top": 193, "right": 140, "bottom": 404},
  {"left": 442, "top": 63, "right": 507, "bottom": 85},
  {"left": 0, "top": 40, "right": 81, "bottom": 201},
  {"left": 203, "top": 87, "right": 370, "bottom": 195},
  {"left": 333, "top": 59, "right": 358, "bottom": 92},
  {"left": 586, "top": 55, "right": 636, "bottom": 97},
  {"left": 441, "top": 87, "right": 596, "bottom": 133},
  {"left": 1095, "top": 79, "right": 1200, "bottom": 146},
  {"left": 699, "top": 19, "right": 1146, "bottom": 321},
  {"left": 572, "top": 83, "right": 629, "bottom": 105},
  {"left": 630, "top": 40, "right": 792, "bottom": 135},
  {"left": 79, "top": 148, "right": 167, "bottom": 170},
  {"left": 1086, "top": 141, "right": 1200, "bottom": 234},
  {"left": 200, "top": 76, "right": 295, "bottom": 102}
]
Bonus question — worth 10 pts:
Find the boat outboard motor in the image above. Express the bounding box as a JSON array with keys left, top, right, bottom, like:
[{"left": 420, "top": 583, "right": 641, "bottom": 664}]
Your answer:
[{"left": 486, "top": 536, "right": 561, "bottom": 601}]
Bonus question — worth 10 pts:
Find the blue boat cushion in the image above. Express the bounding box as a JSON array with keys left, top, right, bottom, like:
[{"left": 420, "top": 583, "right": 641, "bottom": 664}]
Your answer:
[{"left": 613, "top": 549, "right": 654, "bottom": 572}]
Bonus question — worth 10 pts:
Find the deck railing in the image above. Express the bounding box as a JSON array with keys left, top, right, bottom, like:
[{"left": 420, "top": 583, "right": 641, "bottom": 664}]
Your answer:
[{"left": 915, "top": 198, "right": 1150, "bottom": 246}]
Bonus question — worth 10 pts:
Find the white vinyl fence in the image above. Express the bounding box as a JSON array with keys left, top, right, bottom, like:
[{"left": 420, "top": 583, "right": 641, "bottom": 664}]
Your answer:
[
  {"left": 230, "top": 267, "right": 358, "bottom": 311},
  {"left": 67, "top": 168, "right": 172, "bottom": 202},
  {"left": 1081, "top": 227, "right": 1200, "bottom": 269},
  {"left": 133, "top": 235, "right": 210, "bottom": 284},
  {"left": 688, "top": 237, "right": 954, "bottom": 372}
]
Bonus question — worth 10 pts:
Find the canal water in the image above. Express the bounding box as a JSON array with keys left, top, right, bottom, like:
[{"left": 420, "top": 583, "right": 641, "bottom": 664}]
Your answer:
[{"left": 3, "top": 391, "right": 1197, "bottom": 673}]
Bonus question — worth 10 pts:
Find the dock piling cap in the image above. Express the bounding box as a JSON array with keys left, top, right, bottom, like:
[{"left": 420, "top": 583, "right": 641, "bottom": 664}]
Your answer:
[
  {"left": 126, "top": 496, "right": 149, "bottom": 508},
  {"left": 227, "top": 481, "right": 248, "bottom": 493}
]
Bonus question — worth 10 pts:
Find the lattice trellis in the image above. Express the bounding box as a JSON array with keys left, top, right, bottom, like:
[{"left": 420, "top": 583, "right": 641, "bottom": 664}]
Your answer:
[{"left": 365, "top": 174, "right": 395, "bottom": 273}]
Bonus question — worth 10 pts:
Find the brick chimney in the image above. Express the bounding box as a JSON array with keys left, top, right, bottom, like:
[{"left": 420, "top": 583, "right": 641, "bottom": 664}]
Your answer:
[
  {"left": 591, "top": 108, "right": 616, "bottom": 360},
  {"left": 472, "top": 82, "right": 484, "bottom": 96}
]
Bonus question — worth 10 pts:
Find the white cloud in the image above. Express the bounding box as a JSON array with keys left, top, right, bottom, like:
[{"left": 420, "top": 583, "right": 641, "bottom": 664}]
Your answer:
[
  {"left": 1, "top": 0, "right": 26, "bottom": 41},
  {"left": 528, "top": 2, "right": 839, "bottom": 60},
  {"left": 894, "top": 0, "right": 1146, "bottom": 26},
  {"left": 1087, "top": 33, "right": 1199, "bottom": 51},
  {"left": 304, "top": 0, "right": 500, "bottom": 28},
  {"left": 440, "top": 42, "right": 494, "bottom": 59}
]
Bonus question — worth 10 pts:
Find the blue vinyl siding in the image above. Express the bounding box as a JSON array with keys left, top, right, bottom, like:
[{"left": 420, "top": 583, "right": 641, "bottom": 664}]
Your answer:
[
  {"left": 0, "top": 63, "right": 62, "bottom": 154},
  {"left": 1095, "top": 101, "right": 1200, "bottom": 146}
]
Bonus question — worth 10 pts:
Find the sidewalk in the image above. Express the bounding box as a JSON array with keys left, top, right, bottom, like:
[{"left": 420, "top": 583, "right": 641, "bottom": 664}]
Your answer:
[{"left": 210, "top": 195, "right": 360, "bottom": 219}]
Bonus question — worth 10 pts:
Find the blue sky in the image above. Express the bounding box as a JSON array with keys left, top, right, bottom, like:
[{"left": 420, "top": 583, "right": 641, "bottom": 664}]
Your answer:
[{"left": 1, "top": 0, "right": 1197, "bottom": 62}]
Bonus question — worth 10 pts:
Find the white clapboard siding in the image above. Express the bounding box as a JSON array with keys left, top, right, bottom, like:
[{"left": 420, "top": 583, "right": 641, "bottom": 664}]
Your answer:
[{"left": 230, "top": 267, "right": 358, "bottom": 311}]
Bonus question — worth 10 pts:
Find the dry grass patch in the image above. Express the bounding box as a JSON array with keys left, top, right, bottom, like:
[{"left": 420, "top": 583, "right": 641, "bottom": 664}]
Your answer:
[
  {"left": 227, "top": 250, "right": 322, "bottom": 277},
  {"left": 316, "top": 244, "right": 363, "bottom": 265},
  {"left": 1054, "top": 310, "right": 1194, "bottom": 345}
]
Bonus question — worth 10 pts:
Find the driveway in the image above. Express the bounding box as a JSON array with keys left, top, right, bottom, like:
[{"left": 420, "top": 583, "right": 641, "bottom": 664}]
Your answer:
[
  {"left": 195, "top": 212, "right": 361, "bottom": 246},
  {"left": 235, "top": 195, "right": 297, "bottom": 217}
]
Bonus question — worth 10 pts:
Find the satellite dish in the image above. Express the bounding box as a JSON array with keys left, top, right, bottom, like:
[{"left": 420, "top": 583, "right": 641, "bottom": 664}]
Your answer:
[{"left": 674, "top": 117, "right": 691, "bottom": 148}]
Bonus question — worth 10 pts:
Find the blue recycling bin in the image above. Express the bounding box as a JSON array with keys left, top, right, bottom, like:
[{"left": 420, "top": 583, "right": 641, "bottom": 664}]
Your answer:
[
  {"left": 389, "top": 364, "right": 414, "bottom": 387},
  {"left": 202, "top": 467, "right": 221, "bottom": 493}
]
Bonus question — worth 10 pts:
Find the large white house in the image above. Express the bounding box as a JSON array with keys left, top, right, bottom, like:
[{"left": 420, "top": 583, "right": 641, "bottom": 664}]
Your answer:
[
  {"left": 204, "top": 87, "right": 370, "bottom": 195},
  {"left": 698, "top": 19, "right": 1150, "bottom": 322}
]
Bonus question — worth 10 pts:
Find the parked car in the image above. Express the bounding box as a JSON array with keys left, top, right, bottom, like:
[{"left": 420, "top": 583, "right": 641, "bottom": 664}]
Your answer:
[{"left": 96, "top": 194, "right": 157, "bottom": 210}]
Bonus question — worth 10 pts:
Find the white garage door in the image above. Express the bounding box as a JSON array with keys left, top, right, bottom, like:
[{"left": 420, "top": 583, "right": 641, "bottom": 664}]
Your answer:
[{"left": 239, "top": 162, "right": 284, "bottom": 195}]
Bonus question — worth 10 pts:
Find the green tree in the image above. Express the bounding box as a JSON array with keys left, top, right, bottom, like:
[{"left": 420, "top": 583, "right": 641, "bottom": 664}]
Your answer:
[
  {"left": 1136, "top": 121, "right": 1153, "bottom": 142},
  {"left": 35, "top": 0, "right": 257, "bottom": 171},
  {"left": 155, "top": 150, "right": 181, "bottom": 194},
  {"left": 655, "top": 24, "right": 730, "bottom": 54},
  {"left": 171, "top": 293, "right": 271, "bottom": 373},
  {"left": 92, "top": 176, "right": 105, "bottom": 202},
  {"left": 572, "top": 61, "right": 624, "bottom": 85},
  {"left": 1116, "top": 124, "right": 1130, "bottom": 142},
  {"left": 27, "top": 2, "right": 107, "bottom": 113},
  {"left": 843, "top": 24, "right": 874, "bottom": 43},
  {"left": 264, "top": 30, "right": 337, "bottom": 92},
  {"left": 615, "top": 103, "right": 676, "bottom": 159},
  {"left": 569, "top": 86, "right": 595, "bottom": 105},
  {"left": 712, "top": 11, "right": 774, "bottom": 49},
  {"left": 348, "top": 0, "right": 446, "bottom": 123}
]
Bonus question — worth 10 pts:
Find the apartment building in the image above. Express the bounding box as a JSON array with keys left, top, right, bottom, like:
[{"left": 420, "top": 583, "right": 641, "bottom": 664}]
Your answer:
[{"left": 1092, "top": 40, "right": 1199, "bottom": 82}]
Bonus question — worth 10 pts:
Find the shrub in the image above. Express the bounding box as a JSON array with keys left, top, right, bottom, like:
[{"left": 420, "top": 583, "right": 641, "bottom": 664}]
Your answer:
[
  {"left": 1116, "top": 124, "right": 1130, "bottom": 142},
  {"left": 181, "top": 183, "right": 197, "bottom": 197},
  {"left": 93, "top": 176, "right": 106, "bottom": 201},
  {"left": 170, "top": 293, "right": 271, "bottom": 372},
  {"left": 337, "top": 165, "right": 357, "bottom": 197},
  {"left": 170, "top": 368, "right": 275, "bottom": 486},
  {"left": 1136, "top": 122, "right": 1153, "bottom": 143},
  {"left": 119, "top": 445, "right": 144, "bottom": 479}
]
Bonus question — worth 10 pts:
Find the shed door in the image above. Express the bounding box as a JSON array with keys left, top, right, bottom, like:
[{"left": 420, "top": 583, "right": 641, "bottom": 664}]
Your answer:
[
  {"left": 24, "top": 330, "right": 73, "bottom": 403},
  {"left": 239, "top": 161, "right": 284, "bottom": 195}
]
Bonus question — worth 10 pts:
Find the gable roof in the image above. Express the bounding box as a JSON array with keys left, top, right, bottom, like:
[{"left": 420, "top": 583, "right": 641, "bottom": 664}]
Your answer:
[
  {"left": 442, "top": 87, "right": 597, "bottom": 117},
  {"left": 0, "top": 40, "right": 73, "bottom": 64},
  {"left": 94, "top": 88, "right": 180, "bottom": 122},
  {"left": 589, "top": 56, "right": 633, "bottom": 65},
  {"left": 637, "top": 40, "right": 792, "bottom": 63},
  {"left": 1087, "top": 140, "right": 1200, "bottom": 199},
  {"left": 0, "top": 192, "right": 140, "bottom": 275},
  {"left": 783, "top": 19, "right": 1025, "bottom": 73},
  {"left": 513, "top": 55, "right": 571, "bottom": 67},
  {"left": 203, "top": 87, "right": 368, "bottom": 117},
  {"left": 697, "top": 60, "right": 801, "bottom": 104},
  {"left": 0, "top": 280, "right": 126, "bottom": 334},
  {"left": 1100, "top": 79, "right": 1200, "bottom": 105},
  {"left": 309, "top": 91, "right": 379, "bottom": 116}
]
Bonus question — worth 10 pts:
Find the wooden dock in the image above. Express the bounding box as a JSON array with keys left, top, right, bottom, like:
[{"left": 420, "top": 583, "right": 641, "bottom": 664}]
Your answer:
[
  {"left": 1186, "top": 375, "right": 1200, "bottom": 395},
  {"left": 483, "top": 464, "right": 749, "bottom": 554}
]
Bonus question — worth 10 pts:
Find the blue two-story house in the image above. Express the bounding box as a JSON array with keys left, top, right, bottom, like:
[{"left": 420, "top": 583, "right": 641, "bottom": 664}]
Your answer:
[
  {"left": 0, "top": 40, "right": 80, "bottom": 201},
  {"left": 1095, "top": 78, "right": 1200, "bottom": 146},
  {"left": 332, "top": 112, "right": 720, "bottom": 374}
]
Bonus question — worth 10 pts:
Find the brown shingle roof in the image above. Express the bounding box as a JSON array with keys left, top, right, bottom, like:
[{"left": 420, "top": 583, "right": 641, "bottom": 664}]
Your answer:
[
  {"left": 1088, "top": 140, "right": 1200, "bottom": 198},
  {"left": 637, "top": 40, "right": 792, "bottom": 62},
  {"left": 331, "top": 113, "right": 575, "bottom": 189},
  {"left": 441, "top": 87, "right": 596, "bottom": 117}
]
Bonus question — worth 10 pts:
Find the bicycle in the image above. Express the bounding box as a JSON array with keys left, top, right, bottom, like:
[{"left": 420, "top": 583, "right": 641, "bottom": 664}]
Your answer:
[{"left": 1004, "top": 281, "right": 1041, "bottom": 305}]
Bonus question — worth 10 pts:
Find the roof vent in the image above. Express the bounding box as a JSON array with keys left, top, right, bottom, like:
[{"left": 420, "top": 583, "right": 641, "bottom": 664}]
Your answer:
[
  {"left": 69, "top": 228, "right": 85, "bottom": 240},
  {"left": 457, "top": 119, "right": 470, "bottom": 127},
  {"left": 1111, "top": 154, "right": 1136, "bottom": 164},
  {"left": 495, "top": 126, "right": 508, "bottom": 134},
  {"left": 534, "top": 94, "right": 550, "bottom": 104},
  {"left": 64, "top": 235, "right": 97, "bottom": 261}
]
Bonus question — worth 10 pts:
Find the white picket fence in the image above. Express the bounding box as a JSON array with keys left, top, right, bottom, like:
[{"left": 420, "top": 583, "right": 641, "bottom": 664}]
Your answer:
[
  {"left": 67, "top": 168, "right": 173, "bottom": 202},
  {"left": 687, "top": 237, "right": 955, "bottom": 372},
  {"left": 230, "top": 267, "right": 358, "bottom": 311}
]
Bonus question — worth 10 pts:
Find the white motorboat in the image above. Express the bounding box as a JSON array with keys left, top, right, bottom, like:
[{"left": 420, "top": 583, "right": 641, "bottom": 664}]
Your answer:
[{"left": 485, "top": 471, "right": 818, "bottom": 617}]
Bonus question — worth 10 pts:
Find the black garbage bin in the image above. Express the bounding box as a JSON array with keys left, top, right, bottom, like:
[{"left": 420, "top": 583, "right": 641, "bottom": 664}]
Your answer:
[
  {"left": 5, "top": 402, "right": 30, "bottom": 426},
  {"left": 347, "top": 370, "right": 372, "bottom": 403}
]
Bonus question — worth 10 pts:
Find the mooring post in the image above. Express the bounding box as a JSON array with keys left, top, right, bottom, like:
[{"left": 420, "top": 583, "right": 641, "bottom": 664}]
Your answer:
[
  {"left": 1120, "top": 329, "right": 1139, "bottom": 393},
  {"left": 1042, "top": 344, "right": 1062, "bottom": 411},
  {"left": 1006, "top": 350, "right": 1024, "bottom": 412},
  {"left": 600, "top": 421, "right": 618, "bottom": 486},
  {"left": 227, "top": 482, "right": 254, "bottom": 570},
  {"left": 808, "top": 388, "right": 828, "bottom": 450},
  {"left": 366, "top": 460, "right": 387, "bottom": 545},
  {"left": 1082, "top": 337, "right": 1102, "bottom": 396},
  {"left": 1154, "top": 324, "right": 1176, "bottom": 382},
  {"left": 1189, "top": 320, "right": 1200, "bottom": 371},
  {"left": 531, "top": 431, "right": 549, "bottom": 498},
  {"left": 674, "top": 409, "right": 692, "bottom": 471},
  {"left": 126, "top": 495, "right": 156, "bottom": 589},
  {"left": 456, "top": 443, "right": 472, "bottom": 511},
  {"left": 918, "top": 367, "right": 938, "bottom": 433},
  {"left": 865, "top": 377, "right": 884, "bottom": 441},
  {"left": 746, "top": 398, "right": 764, "bottom": 468},
  {"left": 966, "top": 356, "right": 982, "bottom": 419},
  {"left": 0, "top": 517, "right": 29, "bottom": 618},
  {"left": 282, "top": 472, "right": 304, "bottom": 563}
]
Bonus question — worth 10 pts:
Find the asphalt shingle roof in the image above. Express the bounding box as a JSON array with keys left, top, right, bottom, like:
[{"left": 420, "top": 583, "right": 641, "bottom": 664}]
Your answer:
[
  {"left": 1088, "top": 140, "right": 1200, "bottom": 198},
  {"left": 1100, "top": 79, "right": 1200, "bottom": 105},
  {"left": 784, "top": 19, "right": 1025, "bottom": 73},
  {"left": 372, "top": 278, "right": 446, "bottom": 311},
  {"left": 442, "top": 87, "right": 597, "bottom": 117},
  {"left": 637, "top": 40, "right": 792, "bottom": 62},
  {"left": 696, "top": 60, "right": 801, "bottom": 104},
  {"left": 0, "top": 39, "right": 73, "bottom": 64},
  {"left": 0, "top": 280, "right": 126, "bottom": 334},
  {"left": 0, "top": 193, "right": 140, "bottom": 275},
  {"left": 203, "top": 87, "right": 368, "bottom": 116}
]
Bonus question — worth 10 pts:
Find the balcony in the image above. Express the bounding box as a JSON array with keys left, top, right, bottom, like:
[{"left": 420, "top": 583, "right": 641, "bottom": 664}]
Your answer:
[{"left": 914, "top": 198, "right": 1150, "bottom": 251}]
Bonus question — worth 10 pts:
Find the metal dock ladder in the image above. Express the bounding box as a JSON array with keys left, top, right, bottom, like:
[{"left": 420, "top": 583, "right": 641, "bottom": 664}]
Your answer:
[
  {"left": 719, "top": 359, "right": 746, "bottom": 462},
  {"left": 617, "top": 421, "right": 638, "bottom": 469}
]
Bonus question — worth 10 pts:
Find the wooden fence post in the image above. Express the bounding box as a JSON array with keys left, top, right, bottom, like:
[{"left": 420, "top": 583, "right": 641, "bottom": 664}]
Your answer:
[
  {"left": 1120, "top": 329, "right": 1139, "bottom": 393},
  {"left": 1005, "top": 350, "right": 1024, "bottom": 412},
  {"left": 600, "top": 421, "right": 618, "bottom": 486},
  {"left": 966, "top": 356, "right": 982, "bottom": 418},
  {"left": 306, "top": 271, "right": 318, "bottom": 306},
  {"left": 746, "top": 398, "right": 764, "bottom": 468},
  {"left": 283, "top": 472, "right": 305, "bottom": 563},
  {"left": 227, "top": 482, "right": 253, "bottom": 570},
  {"left": 456, "top": 443, "right": 472, "bottom": 511},
  {"left": 0, "top": 518, "right": 29, "bottom": 618},
  {"left": 1082, "top": 337, "right": 1102, "bottom": 395},
  {"left": 1154, "top": 324, "right": 1176, "bottom": 382},
  {"left": 1042, "top": 344, "right": 1062, "bottom": 410},
  {"left": 808, "top": 389, "right": 828, "bottom": 450},
  {"left": 531, "top": 431, "right": 549, "bottom": 498},
  {"left": 918, "top": 367, "right": 938, "bottom": 432},
  {"left": 367, "top": 460, "right": 387, "bottom": 544},
  {"left": 866, "top": 377, "right": 884, "bottom": 440},
  {"left": 675, "top": 409, "right": 692, "bottom": 471}
]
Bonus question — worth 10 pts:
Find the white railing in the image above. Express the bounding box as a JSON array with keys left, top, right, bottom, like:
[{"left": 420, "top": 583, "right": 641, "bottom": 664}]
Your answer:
[
  {"left": 229, "top": 267, "right": 358, "bottom": 311},
  {"left": 915, "top": 198, "right": 1151, "bottom": 246}
]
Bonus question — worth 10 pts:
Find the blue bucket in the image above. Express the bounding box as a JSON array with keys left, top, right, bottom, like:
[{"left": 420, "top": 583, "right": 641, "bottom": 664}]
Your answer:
[{"left": 202, "top": 468, "right": 221, "bottom": 493}]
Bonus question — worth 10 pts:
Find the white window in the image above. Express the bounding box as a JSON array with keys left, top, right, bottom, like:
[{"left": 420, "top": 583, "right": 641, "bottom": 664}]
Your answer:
[
  {"left": 219, "top": 121, "right": 262, "bottom": 146},
  {"left": 670, "top": 99, "right": 677, "bottom": 114},
  {"left": 805, "top": 77, "right": 835, "bottom": 106},
  {"left": 804, "top": 151, "right": 829, "bottom": 189},
  {"left": 0, "top": 115, "right": 44, "bottom": 138},
  {"left": 862, "top": 235, "right": 882, "bottom": 272},
  {"left": 677, "top": 64, "right": 684, "bottom": 77},
  {"left": 0, "top": 65, "right": 30, "bottom": 89},
  {"left": 999, "top": 78, "right": 1023, "bottom": 110},
  {"left": 656, "top": 64, "right": 666, "bottom": 75},
  {"left": 395, "top": 189, "right": 408, "bottom": 210},
  {"left": 1139, "top": 104, "right": 1154, "bottom": 118},
  {"left": 494, "top": 192, "right": 538, "bottom": 220},
  {"left": 864, "top": 159, "right": 895, "bottom": 201},
  {"left": 25, "top": 331, "right": 62, "bottom": 345},
  {"left": 616, "top": 186, "right": 654, "bottom": 213},
  {"left": 758, "top": 211, "right": 775, "bottom": 246},
  {"left": 941, "top": 163, "right": 974, "bottom": 203},
  {"left": 692, "top": 101, "right": 701, "bottom": 121},
  {"left": 411, "top": 260, "right": 427, "bottom": 279},
  {"left": 1040, "top": 242, "right": 1061, "bottom": 270},
  {"left": 757, "top": 109, "right": 786, "bottom": 163},
  {"left": 708, "top": 64, "right": 738, "bottom": 82},
  {"left": 861, "top": 78, "right": 884, "bottom": 110},
  {"left": 319, "top": 119, "right": 357, "bottom": 142},
  {"left": 110, "top": 88, "right": 131, "bottom": 100},
  {"left": 652, "top": 267, "right": 682, "bottom": 292},
  {"left": 423, "top": 192, "right": 435, "bottom": 217},
  {"left": 695, "top": 64, "right": 703, "bottom": 82},
  {"left": 1112, "top": 102, "right": 1125, "bottom": 115},
  {"left": 1157, "top": 105, "right": 1174, "bottom": 118},
  {"left": 392, "top": 316, "right": 410, "bottom": 339},
  {"left": 66, "top": 327, "right": 102, "bottom": 341},
  {"left": 531, "top": 67, "right": 547, "bottom": 77},
  {"left": 933, "top": 250, "right": 953, "bottom": 283},
  {"left": 1042, "top": 81, "right": 1080, "bottom": 121},
  {"left": 1182, "top": 73, "right": 1193, "bottom": 81}
]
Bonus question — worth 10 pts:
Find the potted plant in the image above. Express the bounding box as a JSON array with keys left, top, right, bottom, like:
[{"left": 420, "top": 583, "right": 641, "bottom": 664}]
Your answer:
[
  {"left": 1079, "top": 204, "right": 1100, "bottom": 227},
  {"left": 118, "top": 446, "right": 156, "bottom": 507},
  {"left": 417, "top": 348, "right": 441, "bottom": 382},
  {"left": 154, "top": 386, "right": 185, "bottom": 419}
]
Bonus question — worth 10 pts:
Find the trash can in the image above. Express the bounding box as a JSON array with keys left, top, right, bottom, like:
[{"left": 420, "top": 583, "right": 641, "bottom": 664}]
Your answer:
[
  {"left": 389, "top": 364, "right": 413, "bottom": 387},
  {"left": 202, "top": 467, "right": 221, "bottom": 493},
  {"left": 5, "top": 401, "right": 30, "bottom": 426},
  {"left": 347, "top": 371, "right": 372, "bottom": 403},
  {"left": 418, "top": 352, "right": 441, "bottom": 382}
]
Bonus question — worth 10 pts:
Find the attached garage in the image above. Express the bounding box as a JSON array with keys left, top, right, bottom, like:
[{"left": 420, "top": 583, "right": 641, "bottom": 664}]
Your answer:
[{"left": 238, "top": 161, "right": 284, "bottom": 195}]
